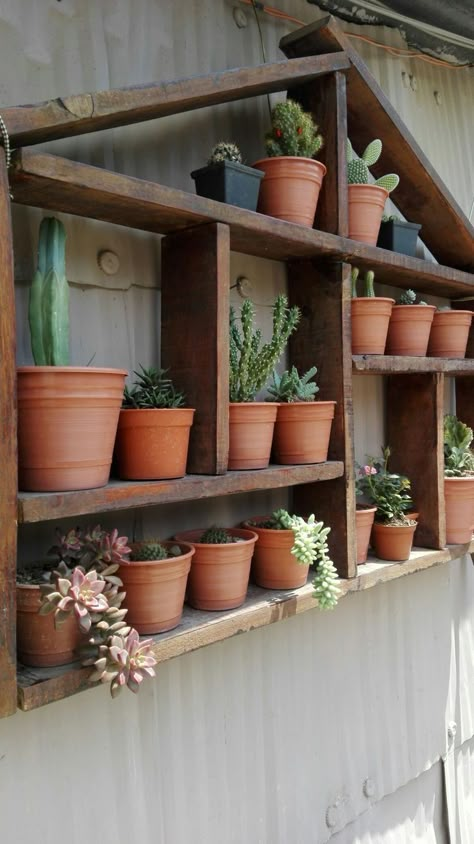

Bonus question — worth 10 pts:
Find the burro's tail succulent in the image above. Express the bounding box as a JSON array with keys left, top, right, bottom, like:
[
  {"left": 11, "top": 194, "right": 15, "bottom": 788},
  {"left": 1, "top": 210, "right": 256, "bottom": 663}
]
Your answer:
[
  {"left": 347, "top": 139, "right": 399, "bottom": 194},
  {"left": 29, "top": 216, "right": 69, "bottom": 366}
]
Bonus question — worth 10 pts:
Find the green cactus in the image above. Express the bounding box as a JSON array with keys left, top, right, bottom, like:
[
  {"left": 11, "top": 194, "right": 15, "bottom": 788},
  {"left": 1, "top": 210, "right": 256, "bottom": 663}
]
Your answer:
[
  {"left": 265, "top": 100, "right": 323, "bottom": 159},
  {"left": 29, "top": 217, "right": 70, "bottom": 366},
  {"left": 199, "top": 527, "right": 239, "bottom": 544},
  {"left": 364, "top": 270, "right": 375, "bottom": 297},
  {"left": 351, "top": 267, "right": 360, "bottom": 298},
  {"left": 130, "top": 542, "right": 169, "bottom": 562},
  {"left": 208, "top": 142, "right": 242, "bottom": 165},
  {"left": 347, "top": 139, "right": 399, "bottom": 194}
]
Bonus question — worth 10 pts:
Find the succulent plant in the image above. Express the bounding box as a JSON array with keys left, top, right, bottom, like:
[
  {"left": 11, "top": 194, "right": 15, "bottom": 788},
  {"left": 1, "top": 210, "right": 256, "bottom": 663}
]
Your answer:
[
  {"left": 229, "top": 295, "right": 300, "bottom": 402},
  {"left": 356, "top": 447, "right": 413, "bottom": 524},
  {"left": 208, "top": 142, "right": 242, "bottom": 165},
  {"left": 444, "top": 415, "right": 474, "bottom": 477},
  {"left": 347, "top": 139, "right": 399, "bottom": 194},
  {"left": 267, "top": 365, "right": 318, "bottom": 403},
  {"left": 123, "top": 365, "right": 186, "bottom": 409},
  {"left": 48, "top": 525, "right": 131, "bottom": 574},
  {"left": 130, "top": 542, "right": 170, "bottom": 561},
  {"left": 199, "top": 527, "right": 241, "bottom": 544},
  {"left": 89, "top": 629, "right": 156, "bottom": 698},
  {"left": 29, "top": 217, "right": 70, "bottom": 366},
  {"left": 265, "top": 100, "right": 323, "bottom": 159},
  {"left": 40, "top": 568, "right": 109, "bottom": 634},
  {"left": 350, "top": 268, "right": 376, "bottom": 298},
  {"left": 398, "top": 289, "right": 427, "bottom": 306}
]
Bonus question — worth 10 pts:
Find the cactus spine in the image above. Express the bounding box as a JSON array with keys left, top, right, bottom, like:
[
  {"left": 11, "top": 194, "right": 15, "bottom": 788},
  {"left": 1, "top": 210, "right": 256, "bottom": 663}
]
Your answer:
[{"left": 29, "top": 217, "right": 69, "bottom": 366}]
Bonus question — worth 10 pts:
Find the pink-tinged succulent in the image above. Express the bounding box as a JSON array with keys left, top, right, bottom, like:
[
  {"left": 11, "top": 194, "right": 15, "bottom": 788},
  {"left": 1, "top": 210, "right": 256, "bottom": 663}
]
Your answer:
[
  {"left": 48, "top": 525, "right": 131, "bottom": 573},
  {"left": 90, "top": 629, "right": 157, "bottom": 698},
  {"left": 40, "top": 568, "right": 109, "bottom": 634}
]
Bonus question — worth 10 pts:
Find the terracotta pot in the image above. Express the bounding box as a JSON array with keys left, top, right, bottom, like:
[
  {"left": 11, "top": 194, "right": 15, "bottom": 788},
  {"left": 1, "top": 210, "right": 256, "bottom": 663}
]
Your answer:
[
  {"left": 17, "top": 583, "right": 81, "bottom": 667},
  {"left": 252, "top": 157, "right": 326, "bottom": 227},
  {"left": 17, "top": 367, "right": 126, "bottom": 492},
  {"left": 444, "top": 477, "right": 474, "bottom": 544},
  {"left": 348, "top": 184, "right": 389, "bottom": 245},
  {"left": 174, "top": 528, "right": 257, "bottom": 610},
  {"left": 386, "top": 305, "right": 436, "bottom": 356},
  {"left": 372, "top": 522, "right": 417, "bottom": 561},
  {"left": 228, "top": 402, "right": 278, "bottom": 470},
  {"left": 427, "top": 311, "right": 473, "bottom": 358},
  {"left": 242, "top": 518, "right": 309, "bottom": 589},
  {"left": 273, "top": 401, "right": 336, "bottom": 464},
  {"left": 355, "top": 507, "right": 377, "bottom": 565},
  {"left": 351, "top": 298, "right": 394, "bottom": 354},
  {"left": 119, "top": 541, "right": 195, "bottom": 634},
  {"left": 115, "top": 407, "right": 195, "bottom": 480}
]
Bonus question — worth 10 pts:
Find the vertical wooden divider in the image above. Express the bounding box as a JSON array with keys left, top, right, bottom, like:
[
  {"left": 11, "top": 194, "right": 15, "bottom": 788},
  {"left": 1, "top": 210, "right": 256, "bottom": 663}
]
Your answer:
[
  {"left": 0, "top": 151, "right": 18, "bottom": 717},
  {"left": 387, "top": 374, "right": 445, "bottom": 549},
  {"left": 161, "top": 222, "right": 229, "bottom": 475}
]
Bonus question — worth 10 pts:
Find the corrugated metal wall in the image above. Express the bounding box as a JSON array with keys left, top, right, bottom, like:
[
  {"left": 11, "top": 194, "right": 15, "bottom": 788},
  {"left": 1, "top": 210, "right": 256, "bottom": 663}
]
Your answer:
[{"left": 1, "top": 1, "right": 474, "bottom": 841}]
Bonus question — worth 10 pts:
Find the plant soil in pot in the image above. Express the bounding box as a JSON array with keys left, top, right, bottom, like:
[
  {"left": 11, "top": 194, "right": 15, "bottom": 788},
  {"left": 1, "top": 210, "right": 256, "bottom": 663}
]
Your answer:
[
  {"left": 428, "top": 310, "right": 473, "bottom": 358},
  {"left": 355, "top": 506, "right": 377, "bottom": 565},
  {"left": 347, "top": 139, "right": 399, "bottom": 245},
  {"left": 17, "top": 582, "right": 81, "bottom": 667},
  {"left": 351, "top": 268, "right": 394, "bottom": 354},
  {"left": 191, "top": 143, "right": 264, "bottom": 211},
  {"left": 119, "top": 541, "right": 194, "bottom": 634},
  {"left": 174, "top": 527, "right": 258, "bottom": 611},
  {"left": 377, "top": 217, "right": 421, "bottom": 257},
  {"left": 444, "top": 415, "right": 474, "bottom": 544},
  {"left": 386, "top": 290, "right": 436, "bottom": 356}
]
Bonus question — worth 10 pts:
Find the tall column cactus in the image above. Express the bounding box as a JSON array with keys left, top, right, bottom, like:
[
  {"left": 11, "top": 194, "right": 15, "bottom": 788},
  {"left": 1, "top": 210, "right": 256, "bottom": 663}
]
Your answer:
[{"left": 29, "top": 217, "right": 69, "bottom": 366}]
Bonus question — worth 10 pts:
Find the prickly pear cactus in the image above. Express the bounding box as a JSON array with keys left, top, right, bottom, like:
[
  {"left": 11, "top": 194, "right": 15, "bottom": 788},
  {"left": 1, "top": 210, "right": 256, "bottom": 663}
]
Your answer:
[
  {"left": 29, "top": 217, "right": 69, "bottom": 366},
  {"left": 346, "top": 138, "right": 399, "bottom": 194}
]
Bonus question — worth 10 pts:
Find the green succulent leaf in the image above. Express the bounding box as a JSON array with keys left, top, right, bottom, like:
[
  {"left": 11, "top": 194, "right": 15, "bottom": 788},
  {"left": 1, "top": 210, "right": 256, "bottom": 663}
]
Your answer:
[
  {"left": 375, "top": 174, "right": 400, "bottom": 193},
  {"left": 362, "top": 139, "right": 382, "bottom": 166}
]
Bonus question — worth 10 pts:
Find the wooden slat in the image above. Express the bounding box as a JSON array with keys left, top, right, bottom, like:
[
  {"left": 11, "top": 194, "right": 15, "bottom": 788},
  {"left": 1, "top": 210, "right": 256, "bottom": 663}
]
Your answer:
[
  {"left": 162, "top": 223, "right": 229, "bottom": 474},
  {"left": 280, "top": 16, "right": 474, "bottom": 273},
  {"left": 353, "top": 355, "right": 474, "bottom": 375},
  {"left": 10, "top": 150, "right": 474, "bottom": 296},
  {"left": 17, "top": 462, "right": 344, "bottom": 524},
  {"left": 3, "top": 54, "right": 350, "bottom": 146}
]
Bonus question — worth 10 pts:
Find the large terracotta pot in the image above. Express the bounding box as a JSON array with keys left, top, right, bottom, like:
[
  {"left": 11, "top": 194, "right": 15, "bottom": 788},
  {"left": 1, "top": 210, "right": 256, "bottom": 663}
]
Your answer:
[
  {"left": 372, "top": 522, "right": 417, "bottom": 561},
  {"left": 355, "top": 506, "right": 377, "bottom": 565},
  {"left": 427, "top": 311, "right": 473, "bottom": 358},
  {"left": 242, "top": 518, "right": 309, "bottom": 589},
  {"left": 119, "top": 541, "right": 195, "bottom": 634},
  {"left": 272, "top": 401, "right": 336, "bottom": 464},
  {"left": 115, "top": 407, "right": 195, "bottom": 480},
  {"left": 348, "top": 184, "right": 388, "bottom": 245},
  {"left": 252, "top": 157, "right": 326, "bottom": 227},
  {"left": 228, "top": 402, "right": 278, "bottom": 470},
  {"left": 386, "top": 305, "right": 436, "bottom": 356},
  {"left": 444, "top": 477, "right": 474, "bottom": 544},
  {"left": 174, "top": 528, "right": 257, "bottom": 610},
  {"left": 17, "top": 583, "right": 81, "bottom": 667},
  {"left": 351, "top": 298, "right": 394, "bottom": 354},
  {"left": 17, "top": 367, "right": 126, "bottom": 492}
]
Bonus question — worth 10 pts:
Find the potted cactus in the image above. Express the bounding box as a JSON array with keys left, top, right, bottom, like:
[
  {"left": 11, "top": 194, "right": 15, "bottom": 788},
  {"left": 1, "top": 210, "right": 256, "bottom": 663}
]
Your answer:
[
  {"left": 173, "top": 526, "right": 258, "bottom": 610},
  {"left": 428, "top": 307, "right": 473, "bottom": 358},
  {"left": 17, "top": 217, "right": 126, "bottom": 492},
  {"left": 351, "top": 267, "right": 394, "bottom": 355},
  {"left": 114, "top": 365, "right": 195, "bottom": 479},
  {"left": 377, "top": 214, "right": 421, "bottom": 257},
  {"left": 229, "top": 294, "right": 300, "bottom": 470},
  {"left": 347, "top": 139, "right": 399, "bottom": 245},
  {"left": 268, "top": 365, "right": 336, "bottom": 464},
  {"left": 386, "top": 289, "right": 435, "bottom": 356},
  {"left": 252, "top": 99, "right": 326, "bottom": 227},
  {"left": 444, "top": 415, "right": 474, "bottom": 544},
  {"left": 190, "top": 141, "right": 264, "bottom": 211}
]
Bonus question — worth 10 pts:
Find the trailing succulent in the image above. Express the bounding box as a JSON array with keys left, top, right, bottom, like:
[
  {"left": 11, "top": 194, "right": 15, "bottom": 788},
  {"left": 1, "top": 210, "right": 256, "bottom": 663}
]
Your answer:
[
  {"left": 444, "top": 415, "right": 474, "bottom": 477},
  {"left": 267, "top": 365, "right": 318, "bottom": 403},
  {"left": 351, "top": 267, "right": 375, "bottom": 298},
  {"left": 356, "top": 447, "right": 413, "bottom": 524},
  {"left": 130, "top": 542, "right": 183, "bottom": 561},
  {"left": 265, "top": 100, "right": 323, "bottom": 159},
  {"left": 29, "top": 216, "right": 69, "bottom": 366},
  {"left": 199, "top": 527, "right": 243, "bottom": 544},
  {"left": 208, "top": 142, "right": 242, "bottom": 165},
  {"left": 229, "top": 294, "right": 300, "bottom": 402},
  {"left": 347, "top": 139, "right": 399, "bottom": 194},
  {"left": 398, "top": 289, "right": 427, "bottom": 306},
  {"left": 123, "top": 365, "right": 186, "bottom": 409}
]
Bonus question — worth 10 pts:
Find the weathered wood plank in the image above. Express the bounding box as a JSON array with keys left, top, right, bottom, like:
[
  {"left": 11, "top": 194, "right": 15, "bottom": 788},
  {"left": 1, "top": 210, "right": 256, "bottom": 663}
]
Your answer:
[
  {"left": 3, "top": 53, "right": 350, "bottom": 146},
  {"left": 280, "top": 16, "right": 474, "bottom": 272},
  {"left": 353, "top": 355, "right": 474, "bottom": 375}
]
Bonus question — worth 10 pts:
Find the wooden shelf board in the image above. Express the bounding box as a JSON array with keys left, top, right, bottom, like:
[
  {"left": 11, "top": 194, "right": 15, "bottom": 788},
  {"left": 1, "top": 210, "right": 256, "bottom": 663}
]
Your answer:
[
  {"left": 17, "top": 538, "right": 474, "bottom": 711},
  {"left": 11, "top": 150, "right": 474, "bottom": 297},
  {"left": 353, "top": 355, "right": 474, "bottom": 375},
  {"left": 17, "top": 461, "right": 344, "bottom": 524}
]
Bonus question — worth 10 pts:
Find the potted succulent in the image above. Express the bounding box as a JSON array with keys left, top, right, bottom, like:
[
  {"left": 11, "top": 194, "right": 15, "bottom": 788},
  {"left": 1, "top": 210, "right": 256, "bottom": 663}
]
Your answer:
[
  {"left": 252, "top": 99, "right": 326, "bottom": 227},
  {"left": 190, "top": 142, "right": 264, "bottom": 211},
  {"left": 268, "top": 365, "right": 336, "bottom": 464},
  {"left": 351, "top": 267, "right": 394, "bottom": 355},
  {"left": 385, "top": 289, "right": 435, "bottom": 357},
  {"left": 443, "top": 415, "right": 474, "bottom": 544},
  {"left": 17, "top": 217, "right": 126, "bottom": 491},
  {"left": 243, "top": 510, "right": 340, "bottom": 607},
  {"left": 174, "top": 526, "right": 258, "bottom": 610},
  {"left": 114, "top": 365, "right": 195, "bottom": 479},
  {"left": 356, "top": 448, "right": 417, "bottom": 561},
  {"left": 118, "top": 540, "right": 195, "bottom": 633},
  {"left": 347, "top": 139, "right": 399, "bottom": 245},
  {"left": 428, "top": 307, "right": 473, "bottom": 358},
  {"left": 229, "top": 294, "right": 300, "bottom": 469},
  {"left": 377, "top": 214, "right": 421, "bottom": 257},
  {"left": 355, "top": 466, "right": 378, "bottom": 565}
]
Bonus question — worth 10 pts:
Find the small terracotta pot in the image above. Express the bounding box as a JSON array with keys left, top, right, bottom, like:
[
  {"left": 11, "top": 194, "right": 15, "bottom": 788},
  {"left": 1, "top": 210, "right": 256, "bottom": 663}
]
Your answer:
[
  {"left": 17, "top": 584, "right": 81, "bottom": 667},
  {"left": 444, "top": 477, "right": 474, "bottom": 544},
  {"left": 119, "top": 541, "right": 195, "bottom": 634},
  {"left": 252, "top": 157, "right": 326, "bottom": 227},
  {"left": 372, "top": 522, "right": 417, "bottom": 561},
  {"left": 115, "top": 407, "right": 195, "bottom": 480},
  {"left": 174, "top": 528, "right": 257, "bottom": 610},
  {"left": 427, "top": 311, "right": 473, "bottom": 359},
  {"left": 242, "top": 518, "right": 309, "bottom": 589},
  {"left": 17, "top": 367, "right": 126, "bottom": 492},
  {"left": 351, "top": 298, "right": 394, "bottom": 354},
  {"left": 273, "top": 401, "right": 336, "bottom": 464},
  {"left": 386, "top": 305, "right": 436, "bottom": 356},
  {"left": 348, "top": 184, "right": 389, "bottom": 245},
  {"left": 355, "top": 507, "right": 377, "bottom": 565},
  {"left": 228, "top": 402, "right": 278, "bottom": 470}
]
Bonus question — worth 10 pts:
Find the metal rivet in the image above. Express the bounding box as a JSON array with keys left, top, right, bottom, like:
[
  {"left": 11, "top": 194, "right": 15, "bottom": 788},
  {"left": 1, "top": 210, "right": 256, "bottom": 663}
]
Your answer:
[
  {"left": 363, "top": 778, "right": 376, "bottom": 798},
  {"left": 97, "top": 250, "right": 120, "bottom": 275}
]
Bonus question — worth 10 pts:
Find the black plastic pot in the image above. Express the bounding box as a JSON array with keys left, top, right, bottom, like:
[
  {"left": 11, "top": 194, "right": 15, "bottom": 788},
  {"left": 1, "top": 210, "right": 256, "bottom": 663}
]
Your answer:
[
  {"left": 377, "top": 220, "right": 422, "bottom": 257},
  {"left": 190, "top": 160, "right": 264, "bottom": 211}
]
